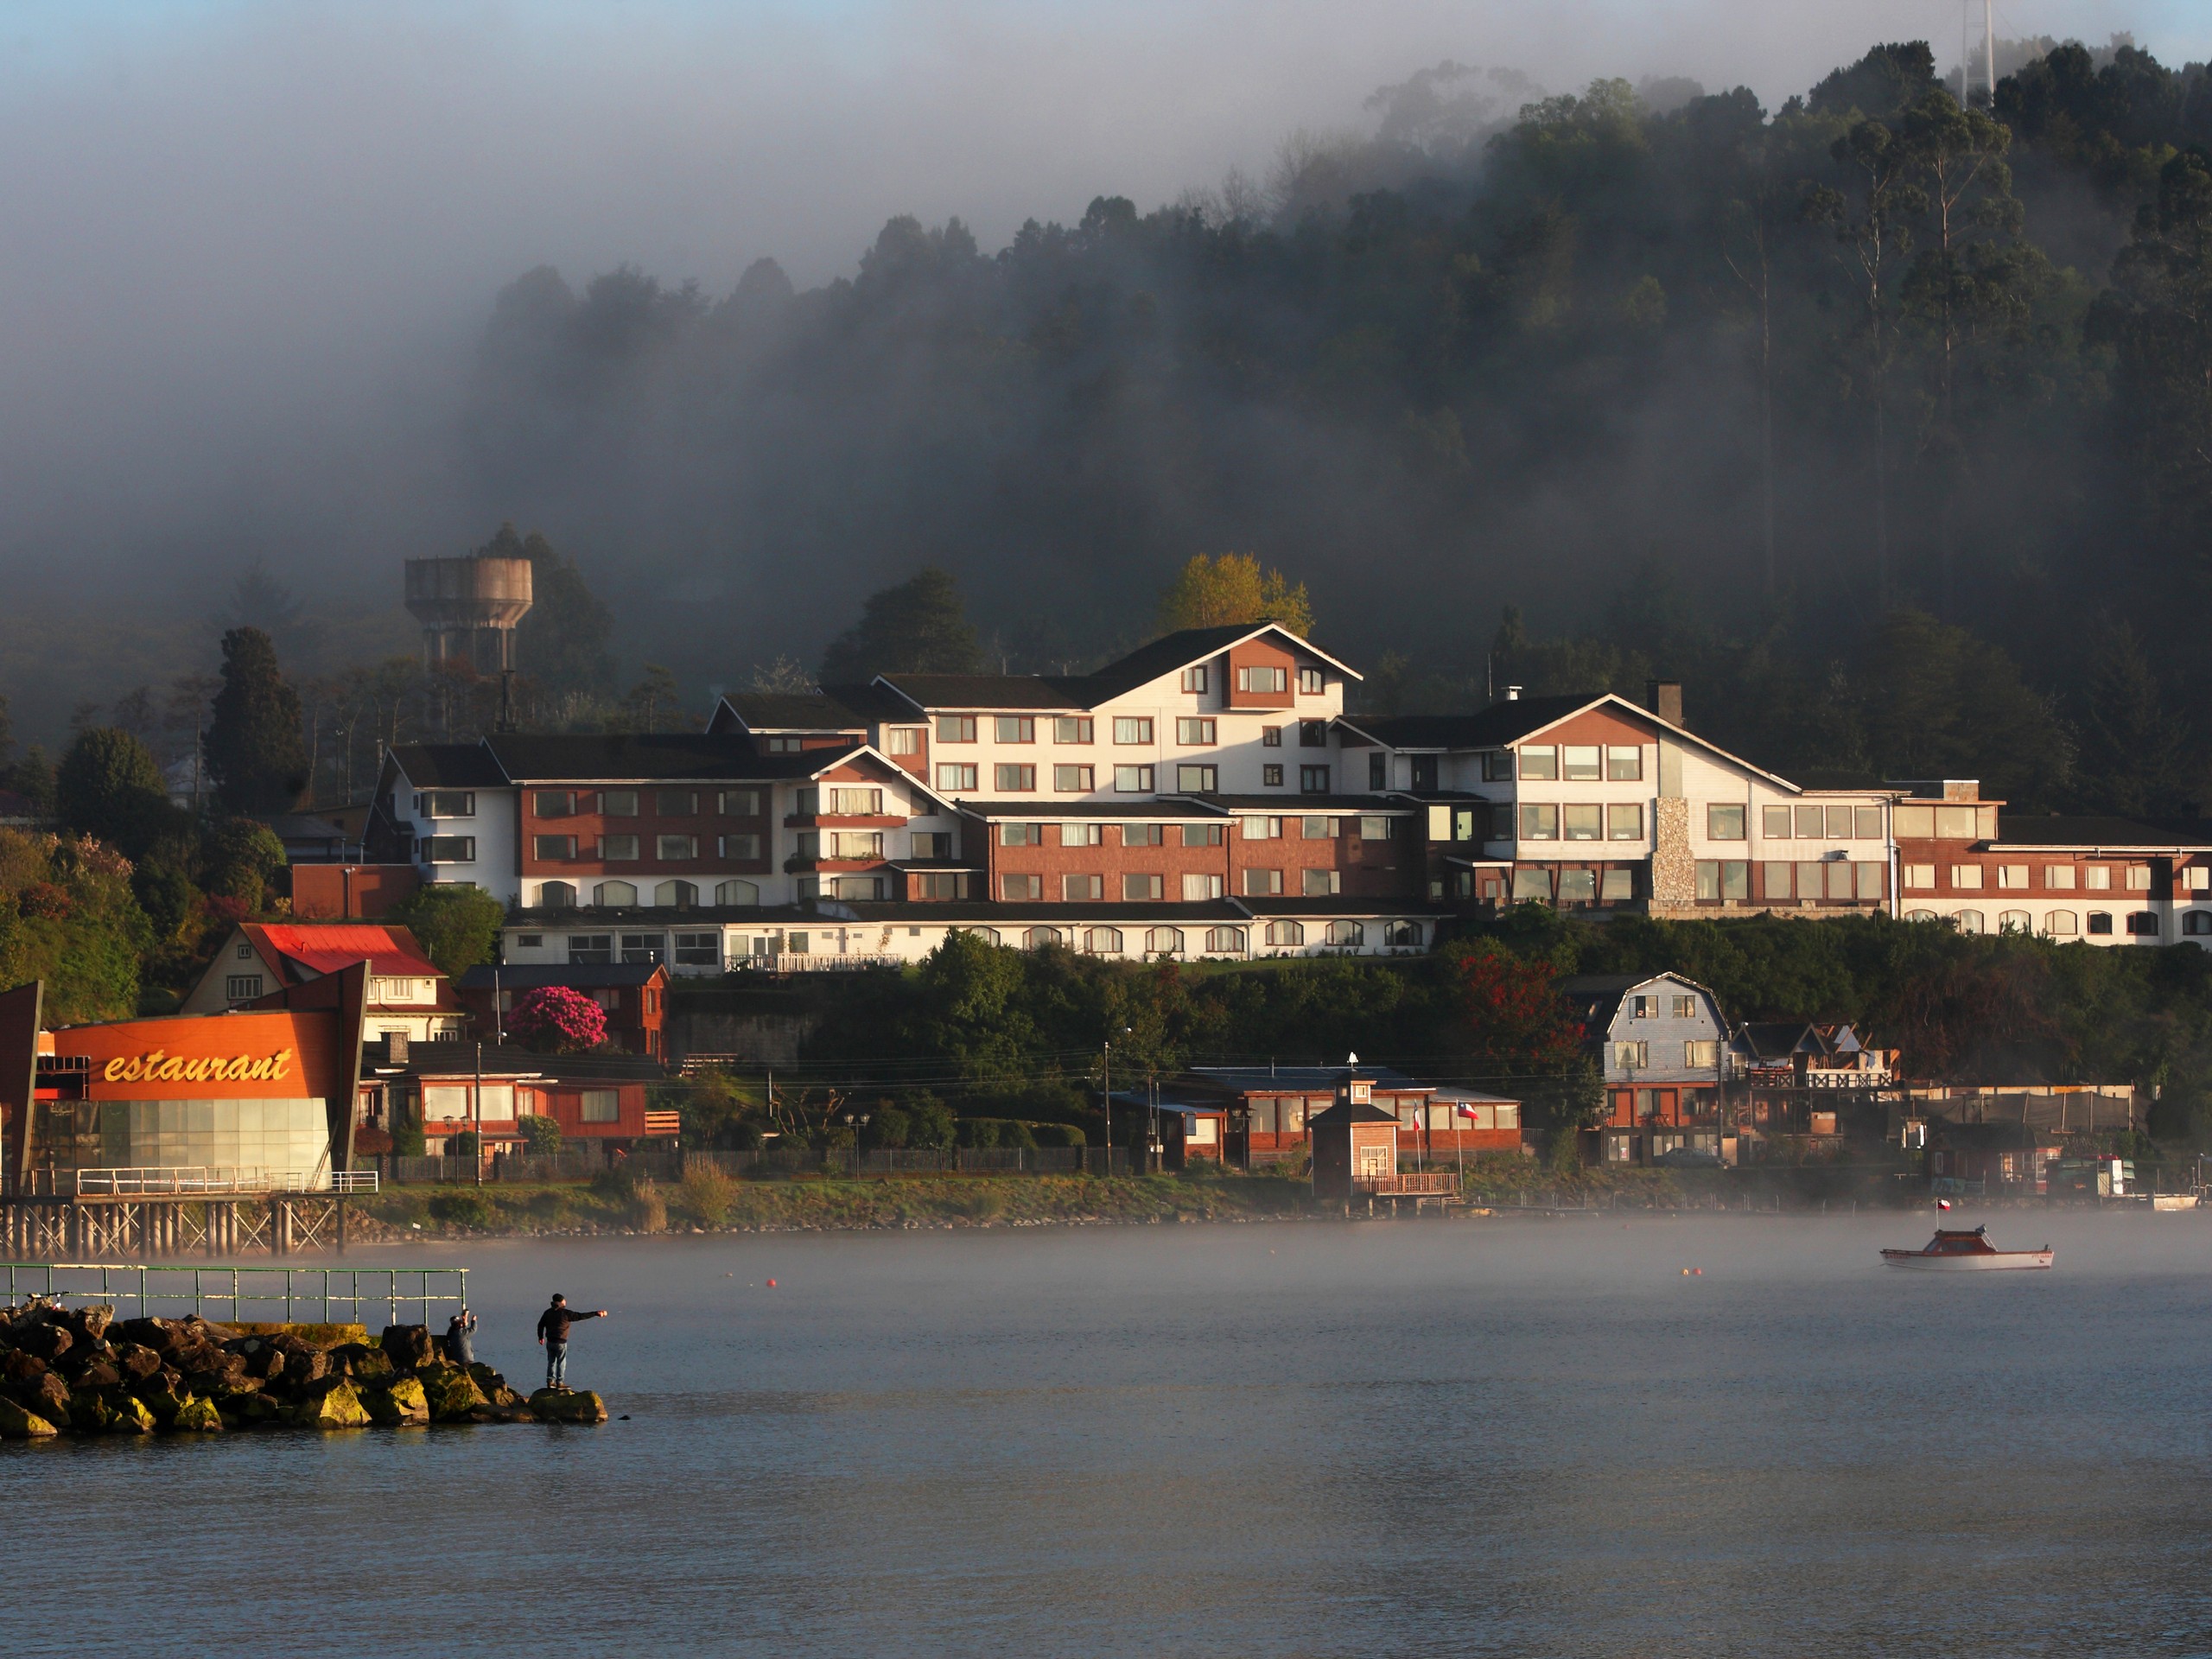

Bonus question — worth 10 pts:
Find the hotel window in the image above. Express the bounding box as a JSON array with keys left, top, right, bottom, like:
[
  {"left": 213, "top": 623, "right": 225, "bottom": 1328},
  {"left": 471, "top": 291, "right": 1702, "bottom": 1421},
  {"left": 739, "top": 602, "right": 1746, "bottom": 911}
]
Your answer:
[
  {"left": 601, "top": 835, "right": 640, "bottom": 861},
  {"left": 1481, "top": 751, "right": 1512, "bottom": 781},
  {"left": 1262, "top": 726, "right": 1283, "bottom": 748},
  {"left": 1520, "top": 804, "right": 1559, "bottom": 841},
  {"left": 1205, "top": 927, "right": 1248, "bottom": 954},
  {"left": 1114, "top": 717, "right": 1154, "bottom": 744},
  {"left": 995, "top": 716, "right": 1035, "bottom": 744},
  {"left": 2087, "top": 911, "right": 2113, "bottom": 934},
  {"left": 1707, "top": 804, "right": 1745, "bottom": 841},
  {"left": 1299, "top": 721, "right": 1328, "bottom": 747},
  {"left": 2128, "top": 911, "right": 2161, "bottom": 936},
  {"left": 1001, "top": 874, "right": 1043, "bottom": 900},
  {"left": 1084, "top": 928, "right": 1124, "bottom": 956},
  {"left": 534, "top": 835, "right": 578, "bottom": 861},
  {"left": 1904, "top": 864, "right": 1935, "bottom": 889},
  {"left": 2045, "top": 912, "right": 2079, "bottom": 937},
  {"left": 1177, "top": 717, "right": 1217, "bottom": 746},
  {"left": 911, "top": 832, "right": 950, "bottom": 858},
  {"left": 1695, "top": 861, "right": 1749, "bottom": 900},
  {"left": 824, "top": 832, "right": 882, "bottom": 859},
  {"left": 1114, "top": 765, "right": 1154, "bottom": 792},
  {"left": 1179, "top": 666, "right": 1208, "bottom": 694},
  {"left": 827, "top": 788, "right": 882, "bottom": 816},
  {"left": 2085, "top": 866, "right": 2112, "bottom": 890},
  {"left": 514, "top": 934, "right": 544, "bottom": 948},
  {"left": 1263, "top": 765, "right": 1284, "bottom": 786},
  {"left": 1123, "top": 823, "right": 1166, "bottom": 847},
  {"left": 1518, "top": 747, "right": 1558, "bottom": 780},
  {"left": 1999, "top": 910, "right": 2032, "bottom": 934},
  {"left": 1763, "top": 806, "right": 1792, "bottom": 838},
  {"left": 421, "top": 836, "right": 475, "bottom": 862},
  {"left": 1243, "top": 868, "right": 1283, "bottom": 896},
  {"left": 999, "top": 823, "right": 1041, "bottom": 846},
  {"left": 1243, "top": 817, "right": 1282, "bottom": 840},
  {"left": 1950, "top": 865, "right": 1983, "bottom": 890},
  {"left": 2126, "top": 866, "right": 2153, "bottom": 892},
  {"left": 886, "top": 727, "right": 921, "bottom": 755},
  {"left": 1562, "top": 745, "right": 1602, "bottom": 781},
  {"left": 597, "top": 880, "right": 639, "bottom": 906},
  {"left": 1557, "top": 869, "right": 1597, "bottom": 903},
  {"left": 658, "top": 790, "right": 698, "bottom": 816},
  {"left": 1511, "top": 868, "right": 1552, "bottom": 903},
  {"left": 1237, "top": 664, "right": 1287, "bottom": 694},
  {"left": 1827, "top": 861, "right": 1857, "bottom": 899},
  {"left": 1996, "top": 865, "right": 2030, "bottom": 889},
  {"left": 1298, "top": 667, "right": 1325, "bottom": 694},
  {"left": 1789, "top": 804, "right": 1821, "bottom": 839},
  {"left": 1124, "top": 873, "right": 1165, "bottom": 900},
  {"left": 719, "top": 834, "right": 762, "bottom": 860},
  {"left": 1606, "top": 747, "right": 1642, "bottom": 781},
  {"left": 1359, "top": 817, "right": 1390, "bottom": 842},
  {"left": 1268, "top": 920, "right": 1306, "bottom": 947},
  {"left": 226, "top": 975, "right": 264, "bottom": 1001},
  {"left": 938, "top": 715, "right": 977, "bottom": 743},
  {"left": 1600, "top": 869, "right": 1634, "bottom": 901},
  {"left": 2187, "top": 912, "right": 2212, "bottom": 935},
  {"left": 1856, "top": 862, "right": 1884, "bottom": 899},
  {"left": 1794, "top": 860, "right": 1825, "bottom": 899},
  {"left": 763, "top": 736, "right": 802, "bottom": 753},
  {"left": 656, "top": 835, "right": 698, "bottom": 861},
  {"left": 718, "top": 789, "right": 762, "bottom": 816},
  {"left": 540, "top": 883, "right": 578, "bottom": 909},
  {"left": 1606, "top": 803, "right": 1643, "bottom": 842},
  {"left": 535, "top": 791, "right": 576, "bottom": 817},
  {"left": 2189, "top": 868, "right": 2212, "bottom": 892},
  {"left": 673, "top": 931, "right": 720, "bottom": 965},
  {"left": 1300, "top": 766, "right": 1330, "bottom": 793},
  {"left": 1561, "top": 804, "right": 1602, "bottom": 842},
  {"left": 1299, "top": 815, "right": 1338, "bottom": 839},
  {"left": 995, "top": 764, "right": 1037, "bottom": 792},
  {"left": 1064, "top": 874, "right": 1103, "bottom": 901},
  {"left": 1855, "top": 806, "right": 1883, "bottom": 838},
  {"left": 416, "top": 790, "right": 475, "bottom": 818},
  {"left": 1054, "top": 717, "right": 1093, "bottom": 744},
  {"left": 1825, "top": 805, "right": 1857, "bottom": 837},
  {"left": 912, "top": 872, "right": 963, "bottom": 900},
  {"left": 1061, "top": 823, "right": 1103, "bottom": 848},
  {"left": 1182, "top": 874, "right": 1223, "bottom": 900},
  {"left": 1303, "top": 869, "right": 1341, "bottom": 897},
  {"left": 1182, "top": 823, "right": 1223, "bottom": 847},
  {"left": 1179, "top": 764, "right": 1219, "bottom": 793},
  {"left": 603, "top": 791, "right": 639, "bottom": 817},
  {"left": 568, "top": 934, "right": 613, "bottom": 963},
  {"left": 937, "top": 763, "right": 979, "bottom": 791}
]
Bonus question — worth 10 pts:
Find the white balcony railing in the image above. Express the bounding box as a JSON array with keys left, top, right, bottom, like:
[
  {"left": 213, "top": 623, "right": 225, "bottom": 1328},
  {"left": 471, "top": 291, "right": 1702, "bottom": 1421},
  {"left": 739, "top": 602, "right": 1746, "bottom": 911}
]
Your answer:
[{"left": 67, "top": 1166, "right": 377, "bottom": 1197}]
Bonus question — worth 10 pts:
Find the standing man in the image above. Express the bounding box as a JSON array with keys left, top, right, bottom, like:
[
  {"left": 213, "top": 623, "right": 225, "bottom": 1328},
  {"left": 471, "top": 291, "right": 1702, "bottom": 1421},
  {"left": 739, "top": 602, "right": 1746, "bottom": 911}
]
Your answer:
[
  {"left": 536, "top": 1293, "right": 610, "bottom": 1391},
  {"left": 445, "top": 1307, "right": 478, "bottom": 1366}
]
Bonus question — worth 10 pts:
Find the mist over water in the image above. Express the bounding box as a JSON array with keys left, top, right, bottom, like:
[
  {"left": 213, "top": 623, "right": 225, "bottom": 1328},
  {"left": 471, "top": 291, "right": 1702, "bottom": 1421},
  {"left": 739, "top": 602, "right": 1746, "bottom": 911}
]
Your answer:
[{"left": 10, "top": 1212, "right": 2212, "bottom": 1656}]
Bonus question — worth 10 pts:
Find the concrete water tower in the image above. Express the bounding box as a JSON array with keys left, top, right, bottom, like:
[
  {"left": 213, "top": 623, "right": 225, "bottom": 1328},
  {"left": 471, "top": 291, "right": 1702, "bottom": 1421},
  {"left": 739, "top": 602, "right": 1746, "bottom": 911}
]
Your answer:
[{"left": 404, "top": 553, "right": 534, "bottom": 675}]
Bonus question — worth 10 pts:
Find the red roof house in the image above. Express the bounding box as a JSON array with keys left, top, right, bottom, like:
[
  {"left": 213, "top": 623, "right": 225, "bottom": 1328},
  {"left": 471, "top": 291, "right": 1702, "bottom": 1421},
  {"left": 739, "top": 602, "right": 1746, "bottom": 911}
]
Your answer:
[{"left": 181, "top": 923, "right": 467, "bottom": 1043}]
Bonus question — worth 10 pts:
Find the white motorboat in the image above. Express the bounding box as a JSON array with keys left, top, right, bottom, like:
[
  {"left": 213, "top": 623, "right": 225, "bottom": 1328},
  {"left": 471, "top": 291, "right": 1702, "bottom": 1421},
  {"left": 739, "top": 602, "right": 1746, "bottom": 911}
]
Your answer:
[{"left": 1881, "top": 1225, "right": 2053, "bottom": 1271}]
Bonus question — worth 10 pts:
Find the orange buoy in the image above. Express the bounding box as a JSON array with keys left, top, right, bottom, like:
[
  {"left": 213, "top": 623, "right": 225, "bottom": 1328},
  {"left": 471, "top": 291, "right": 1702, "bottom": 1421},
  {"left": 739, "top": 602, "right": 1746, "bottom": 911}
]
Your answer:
[{"left": 766, "top": 1278, "right": 778, "bottom": 1287}]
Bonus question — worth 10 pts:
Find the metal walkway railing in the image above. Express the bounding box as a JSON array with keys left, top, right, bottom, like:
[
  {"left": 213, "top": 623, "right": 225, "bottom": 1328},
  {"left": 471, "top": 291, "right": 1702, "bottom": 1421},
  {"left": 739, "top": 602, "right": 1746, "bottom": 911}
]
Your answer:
[
  {"left": 1, "top": 1262, "right": 465, "bottom": 1325},
  {"left": 62, "top": 1166, "right": 378, "bottom": 1196}
]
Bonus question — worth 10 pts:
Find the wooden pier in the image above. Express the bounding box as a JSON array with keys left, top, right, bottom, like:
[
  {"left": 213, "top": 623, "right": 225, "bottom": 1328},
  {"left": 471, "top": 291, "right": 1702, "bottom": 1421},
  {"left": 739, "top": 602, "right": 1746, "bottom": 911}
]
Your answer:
[{"left": 0, "top": 1192, "right": 350, "bottom": 1259}]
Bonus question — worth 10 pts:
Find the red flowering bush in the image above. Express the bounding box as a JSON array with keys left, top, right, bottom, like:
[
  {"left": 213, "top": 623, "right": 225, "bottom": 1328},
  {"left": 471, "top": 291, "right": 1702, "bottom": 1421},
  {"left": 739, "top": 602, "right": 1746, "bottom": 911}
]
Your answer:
[{"left": 507, "top": 984, "right": 608, "bottom": 1053}]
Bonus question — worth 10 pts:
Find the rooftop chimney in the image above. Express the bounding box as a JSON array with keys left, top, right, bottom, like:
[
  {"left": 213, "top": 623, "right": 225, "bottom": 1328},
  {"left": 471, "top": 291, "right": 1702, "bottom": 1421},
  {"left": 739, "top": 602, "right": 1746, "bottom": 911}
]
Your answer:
[
  {"left": 1504, "top": 685, "right": 1522, "bottom": 702},
  {"left": 384, "top": 1032, "right": 409, "bottom": 1066},
  {"left": 1645, "top": 679, "right": 1684, "bottom": 728}
]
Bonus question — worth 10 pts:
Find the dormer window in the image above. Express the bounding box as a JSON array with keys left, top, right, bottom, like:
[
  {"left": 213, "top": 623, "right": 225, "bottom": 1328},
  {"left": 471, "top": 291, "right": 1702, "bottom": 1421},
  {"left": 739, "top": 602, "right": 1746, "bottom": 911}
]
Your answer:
[
  {"left": 1298, "top": 668, "right": 1325, "bottom": 695},
  {"left": 1180, "top": 666, "right": 1208, "bottom": 694}
]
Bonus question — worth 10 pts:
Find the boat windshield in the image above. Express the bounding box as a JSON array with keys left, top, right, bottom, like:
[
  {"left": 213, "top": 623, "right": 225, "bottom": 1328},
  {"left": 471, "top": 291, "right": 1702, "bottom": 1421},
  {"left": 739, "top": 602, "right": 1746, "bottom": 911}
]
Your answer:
[{"left": 1927, "top": 1230, "right": 1997, "bottom": 1254}]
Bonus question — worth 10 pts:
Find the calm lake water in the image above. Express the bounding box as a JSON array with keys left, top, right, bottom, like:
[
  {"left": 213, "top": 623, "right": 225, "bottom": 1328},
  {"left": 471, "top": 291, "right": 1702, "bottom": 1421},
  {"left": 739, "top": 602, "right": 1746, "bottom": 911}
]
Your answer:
[{"left": 10, "top": 1211, "right": 2212, "bottom": 1656}]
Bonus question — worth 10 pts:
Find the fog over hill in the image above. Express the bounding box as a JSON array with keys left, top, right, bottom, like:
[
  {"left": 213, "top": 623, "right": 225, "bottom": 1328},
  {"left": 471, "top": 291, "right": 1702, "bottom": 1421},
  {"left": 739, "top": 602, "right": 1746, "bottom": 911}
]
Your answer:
[{"left": 0, "top": 2, "right": 2207, "bottom": 747}]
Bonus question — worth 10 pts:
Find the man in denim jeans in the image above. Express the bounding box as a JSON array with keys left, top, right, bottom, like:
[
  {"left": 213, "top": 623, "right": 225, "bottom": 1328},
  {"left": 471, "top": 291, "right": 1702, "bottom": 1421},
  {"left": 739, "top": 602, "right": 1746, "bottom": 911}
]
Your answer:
[{"left": 536, "top": 1293, "right": 610, "bottom": 1390}]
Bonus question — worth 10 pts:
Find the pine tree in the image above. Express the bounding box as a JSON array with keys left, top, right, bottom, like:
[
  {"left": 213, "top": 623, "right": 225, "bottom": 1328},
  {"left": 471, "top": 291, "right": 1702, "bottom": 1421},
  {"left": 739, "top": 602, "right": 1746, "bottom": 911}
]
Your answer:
[
  {"left": 818, "top": 569, "right": 984, "bottom": 683},
  {"left": 55, "top": 727, "right": 175, "bottom": 856},
  {"left": 204, "top": 627, "right": 309, "bottom": 816}
]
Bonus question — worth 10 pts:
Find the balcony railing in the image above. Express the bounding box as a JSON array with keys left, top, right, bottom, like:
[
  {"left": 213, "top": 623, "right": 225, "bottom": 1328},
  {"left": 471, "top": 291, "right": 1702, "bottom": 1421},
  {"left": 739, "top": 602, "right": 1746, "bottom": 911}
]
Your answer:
[
  {"left": 730, "top": 953, "right": 903, "bottom": 974},
  {"left": 1353, "top": 1172, "right": 1458, "bottom": 1197},
  {"left": 62, "top": 1166, "right": 378, "bottom": 1196}
]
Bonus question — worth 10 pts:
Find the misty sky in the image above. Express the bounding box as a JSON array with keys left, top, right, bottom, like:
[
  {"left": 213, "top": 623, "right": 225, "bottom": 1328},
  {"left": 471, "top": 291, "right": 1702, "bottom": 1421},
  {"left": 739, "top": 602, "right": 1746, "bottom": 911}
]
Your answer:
[{"left": 0, "top": 0, "right": 2202, "bottom": 626}]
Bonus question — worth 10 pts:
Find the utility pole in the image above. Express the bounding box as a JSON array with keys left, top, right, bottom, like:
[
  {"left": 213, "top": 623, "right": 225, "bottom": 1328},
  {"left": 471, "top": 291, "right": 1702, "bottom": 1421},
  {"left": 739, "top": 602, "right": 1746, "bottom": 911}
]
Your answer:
[
  {"left": 473, "top": 1040, "right": 484, "bottom": 1187},
  {"left": 1102, "top": 1039, "right": 1110, "bottom": 1178},
  {"left": 1984, "top": 0, "right": 1996, "bottom": 110}
]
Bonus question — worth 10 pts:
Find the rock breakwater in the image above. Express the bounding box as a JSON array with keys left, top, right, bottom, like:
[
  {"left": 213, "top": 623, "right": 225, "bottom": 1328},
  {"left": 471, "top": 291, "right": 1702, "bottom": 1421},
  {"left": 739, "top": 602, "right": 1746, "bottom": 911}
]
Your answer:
[{"left": 0, "top": 1301, "right": 607, "bottom": 1437}]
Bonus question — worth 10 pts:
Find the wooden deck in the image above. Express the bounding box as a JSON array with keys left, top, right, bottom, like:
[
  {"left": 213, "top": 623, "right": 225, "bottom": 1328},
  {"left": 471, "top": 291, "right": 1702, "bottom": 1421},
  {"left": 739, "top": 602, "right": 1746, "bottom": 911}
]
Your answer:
[{"left": 1351, "top": 1172, "right": 1459, "bottom": 1211}]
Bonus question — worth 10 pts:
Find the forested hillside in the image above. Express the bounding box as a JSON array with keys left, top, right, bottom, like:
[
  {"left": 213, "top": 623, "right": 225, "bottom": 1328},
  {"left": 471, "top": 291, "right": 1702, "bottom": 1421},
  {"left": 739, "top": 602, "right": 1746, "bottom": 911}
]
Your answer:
[{"left": 462, "top": 39, "right": 2212, "bottom": 806}]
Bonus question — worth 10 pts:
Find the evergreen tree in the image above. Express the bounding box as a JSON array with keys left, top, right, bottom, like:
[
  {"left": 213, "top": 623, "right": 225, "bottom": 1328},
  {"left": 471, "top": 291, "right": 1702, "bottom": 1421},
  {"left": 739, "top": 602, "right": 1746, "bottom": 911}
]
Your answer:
[
  {"left": 204, "top": 627, "right": 309, "bottom": 816},
  {"left": 387, "top": 883, "right": 506, "bottom": 976},
  {"left": 55, "top": 728, "right": 175, "bottom": 857},
  {"left": 819, "top": 569, "right": 984, "bottom": 683}
]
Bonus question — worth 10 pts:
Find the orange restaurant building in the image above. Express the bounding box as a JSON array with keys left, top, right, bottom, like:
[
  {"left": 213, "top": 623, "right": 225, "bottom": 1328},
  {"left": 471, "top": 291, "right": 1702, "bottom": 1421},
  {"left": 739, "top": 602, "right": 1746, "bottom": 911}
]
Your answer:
[{"left": 2, "top": 970, "right": 366, "bottom": 1193}]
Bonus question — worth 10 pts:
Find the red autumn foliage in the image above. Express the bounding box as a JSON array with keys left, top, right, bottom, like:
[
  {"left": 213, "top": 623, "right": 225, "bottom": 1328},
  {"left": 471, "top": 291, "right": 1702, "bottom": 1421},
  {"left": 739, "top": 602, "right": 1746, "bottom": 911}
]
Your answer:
[
  {"left": 1448, "top": 944, "right": 1580, "bottom": 1070},
  {"left": 16, "top": 881, "right": 71, "bottom": 919},
  {"left": 507, "top": 984, "right": 609, "bottom": 1053}
]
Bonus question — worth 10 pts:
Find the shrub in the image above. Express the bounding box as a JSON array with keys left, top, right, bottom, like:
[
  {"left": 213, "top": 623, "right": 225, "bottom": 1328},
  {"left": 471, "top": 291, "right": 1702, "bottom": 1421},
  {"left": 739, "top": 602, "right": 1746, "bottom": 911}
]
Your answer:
[
  {"left": 448, "top": 1130, "right": 480, "bottom": 1158},
  {"left": 959, "top": 1117, "right": 1035, "bottom": 1149},
  {"left": 591, "top": 1165, "right": 639, "bottom": 1202},
  {"left": 508, "top": 985, "right": 609, "bottom": 1053},
  {"left": 518, "top": 1114, "right": 563, "bottom": 1154},
  {"left": 429, "top": 1191, "right": 493, "bottom": 1230},
  {"left": 387, "top": 884, "right": 507, "bottom": 976},
  {"left": 630, "top": 1178, "right": 667, "bottom": 1233},
  {"left": 391, "top": 1118, "right": 426, "bottom": 1157},
  {"left": 1030, "top": 1122, "right": 1086, "bottom": 1148},
  {"left": 867, "top": 1103, "right": 912, "bottom": 1148},
  {"left": 904, "top": 1095, "right": 957, "bottom": 1150},
  {"left": 680, "top": 1166, "right": 735, "bottom": 1225}
]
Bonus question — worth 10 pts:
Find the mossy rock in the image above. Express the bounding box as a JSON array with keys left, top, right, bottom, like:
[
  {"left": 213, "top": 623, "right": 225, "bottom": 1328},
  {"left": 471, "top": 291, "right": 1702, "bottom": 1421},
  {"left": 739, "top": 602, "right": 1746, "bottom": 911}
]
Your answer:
[
  {"left": 527, "top": 1389, "right": 608, "bottom": 1424},
  {"left": 416, "top": 1362, "right": 489, "bottom": 1421},
  {"left": 360, "top": 1376, "right": 429, "bottom": 1427},
  {"left": 287, "top": 1380, "right": 371, "bottom": 1429},
  {"left": 224, "top": 1393, "right": 283, "bottom": 1427},
  {"left": 467, "top": 1363, "right": 522, "bottom": 1407},
  {"left": 103, "top": 1392, "right": 156, "bottom": 1434},
  {"left": 0, "top": 1395, "right": 58, "bottom": 1438},
  {"left": 341, "top": 1346, "right": 395, "bottom": 1382},
  {"left": 171, "top": 1395, "right": 224, "bottom": 1433},
  {"left": 139, "top": 1387, "right": 190, "bottom": 1428},
  {"left": 229, "top": 1323, "right": 369, "bottom": 1347}
]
